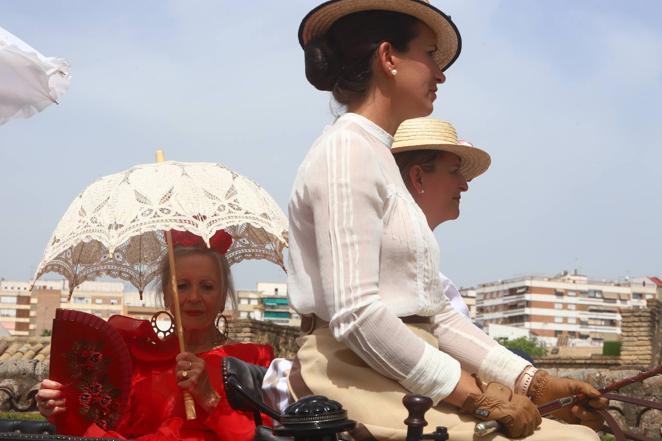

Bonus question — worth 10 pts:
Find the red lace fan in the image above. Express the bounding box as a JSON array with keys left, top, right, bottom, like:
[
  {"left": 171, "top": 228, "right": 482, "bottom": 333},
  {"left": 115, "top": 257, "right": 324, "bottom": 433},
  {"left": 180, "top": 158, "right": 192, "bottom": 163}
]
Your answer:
[{"left": 49, "top": 309, "right": 132, "bottom": 435}]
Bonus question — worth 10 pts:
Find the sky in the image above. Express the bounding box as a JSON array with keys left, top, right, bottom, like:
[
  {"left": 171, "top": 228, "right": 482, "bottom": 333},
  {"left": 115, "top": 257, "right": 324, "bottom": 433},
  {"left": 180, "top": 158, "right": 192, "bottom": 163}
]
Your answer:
[{"left": 1, "top": 1, "right": 660, "bottom": 292}]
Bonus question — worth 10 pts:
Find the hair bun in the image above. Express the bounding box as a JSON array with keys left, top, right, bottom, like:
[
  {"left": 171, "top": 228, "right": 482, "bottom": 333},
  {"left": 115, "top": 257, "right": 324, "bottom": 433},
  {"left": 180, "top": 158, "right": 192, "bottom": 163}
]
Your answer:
[{"left": 304, "top": 37, "right": 340, "bottom": 91}]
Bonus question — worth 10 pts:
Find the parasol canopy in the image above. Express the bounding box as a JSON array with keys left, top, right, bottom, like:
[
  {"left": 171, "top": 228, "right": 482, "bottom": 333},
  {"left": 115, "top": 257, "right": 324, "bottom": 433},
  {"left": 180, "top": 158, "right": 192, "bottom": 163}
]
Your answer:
[
  {"left": 31, "top": 160, "right": 288, "bottom": 297},
  {"left": 0, "top": 25, "right": 70, "bottom": 125}
]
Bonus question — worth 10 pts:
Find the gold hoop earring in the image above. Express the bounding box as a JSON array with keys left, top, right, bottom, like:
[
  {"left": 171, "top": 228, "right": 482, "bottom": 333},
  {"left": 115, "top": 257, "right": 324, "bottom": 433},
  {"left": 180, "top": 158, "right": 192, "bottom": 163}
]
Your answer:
[
  {"left": 151, "top": 310, "right": 175, "bottom": 340},
  {"left": 214, "top": 313, "right": 228, "bottom": 343}
]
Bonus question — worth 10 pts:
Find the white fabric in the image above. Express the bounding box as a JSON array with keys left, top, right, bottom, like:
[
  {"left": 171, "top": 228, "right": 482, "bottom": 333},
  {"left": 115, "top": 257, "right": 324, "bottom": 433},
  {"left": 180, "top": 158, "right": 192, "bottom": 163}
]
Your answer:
[
  {"left": 431, "top": 305, "right": 531, "bottom": 387},
  {"left": 32, "top": 161, "right": 288, "bottom": 294},
  {"left": 288, "top": 113, "right": 530, "bottom": 401},
  {"left": 440, "top": 272, "right": 471, "bottom": 318},
  {"left": 262, "top": 358, "right": 293, "bottom": 414},
  {"left": 289, "top": 113, "right": 458, "bottom": 402},
  {"left": 0, "top": 26, "right": 70, "bottom": 125}
]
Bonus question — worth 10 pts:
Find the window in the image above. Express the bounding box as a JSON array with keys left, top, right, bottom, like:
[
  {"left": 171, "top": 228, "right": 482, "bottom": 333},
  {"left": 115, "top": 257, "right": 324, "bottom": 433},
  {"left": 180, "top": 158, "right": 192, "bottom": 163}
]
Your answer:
[
  {"left": 95, "top": 299, "right": 103, "bottom": 304},
  {"left": 73, "top": 296, "right": 88, "bottom": 304},
  {"left": 0, "top": 296, "right": 16, "bottom": 304},
  {"left": 554, "top": 303, "right": 563, "bottom": 309},
  {"left": 632, "top": 293, "right": 644, "bottom": 300},
  {"left": 567, "top": 291, "right": 577, "bottom": 297},
  {"left": 567, "top": 317, "right": 577, "bottom": 324},
  {"left": 110, "top": 299, "right": 119, "bottom": 305},
  {"left": 0, "top": 309, "right": 16, "bottom": 317},
  {"left": 587, "top": 290, "right": 603, "bottom": 298},
  {"left": 568, "top": 304, "right": 576, "bottom": 310},
  {"left": 554, "top": 317, "right": 563, "bottom": 323}
]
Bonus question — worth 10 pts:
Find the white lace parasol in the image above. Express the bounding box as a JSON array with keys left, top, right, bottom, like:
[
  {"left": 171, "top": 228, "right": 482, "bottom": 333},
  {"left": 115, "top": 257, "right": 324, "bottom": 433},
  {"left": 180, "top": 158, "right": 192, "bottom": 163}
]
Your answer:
[{"left": 32, "top": 161, "right": 288, "bottom": 296}]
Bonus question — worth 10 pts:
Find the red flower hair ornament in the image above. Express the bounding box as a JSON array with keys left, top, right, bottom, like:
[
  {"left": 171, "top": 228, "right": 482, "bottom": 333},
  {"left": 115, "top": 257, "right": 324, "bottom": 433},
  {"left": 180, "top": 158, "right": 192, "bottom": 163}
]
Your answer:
[{"left": 169, "top": 229, "right": 233, "bottom": 255}]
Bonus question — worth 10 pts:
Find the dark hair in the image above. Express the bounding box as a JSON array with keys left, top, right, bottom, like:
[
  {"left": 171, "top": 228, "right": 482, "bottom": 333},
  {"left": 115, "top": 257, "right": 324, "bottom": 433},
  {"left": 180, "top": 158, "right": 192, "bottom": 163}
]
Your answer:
[
  {"left": 394, "top": 149, "right": 444, "bottom": 192},
  {"left": 304, "top": 10, "right": 421, "bottom": 106}
]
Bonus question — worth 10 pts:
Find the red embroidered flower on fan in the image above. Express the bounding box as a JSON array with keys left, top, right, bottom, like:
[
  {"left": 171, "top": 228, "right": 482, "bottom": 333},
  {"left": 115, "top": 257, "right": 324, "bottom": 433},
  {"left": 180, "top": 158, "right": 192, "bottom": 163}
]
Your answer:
[
  {"left": 98, "top": 393, "right": 113, "bottom": 410},
  {"left": 89, "top": 382, "right": 104, "bottom": 395},
  {"left": 69, "top": 341, "right": 108, "bottom": 379},
  {"left": 78, "top": 380, "right": 121, "bottom": 430},
  {"left": 79, "top": 392, "right": 92, "bottom": 408}
]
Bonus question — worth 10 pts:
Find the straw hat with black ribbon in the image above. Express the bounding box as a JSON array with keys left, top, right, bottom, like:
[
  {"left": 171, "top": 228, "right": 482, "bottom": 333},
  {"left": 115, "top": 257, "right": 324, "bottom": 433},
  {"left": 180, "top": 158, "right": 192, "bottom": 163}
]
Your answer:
[
  {"left": 298, "top": 0, "right": 462, "bottom": 72},
  {"left": 392, "top": 117, "right": 491, "bottom": 181}
]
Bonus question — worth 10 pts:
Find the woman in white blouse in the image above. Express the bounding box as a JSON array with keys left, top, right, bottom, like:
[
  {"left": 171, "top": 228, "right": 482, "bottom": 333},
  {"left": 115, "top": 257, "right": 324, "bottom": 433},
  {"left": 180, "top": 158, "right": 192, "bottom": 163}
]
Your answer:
[
  {"left": 288, "top": 2, "right": 606, "bottom": 440},
  {"left": 392, "top": 117, "right": 487, "bottom": 321}
]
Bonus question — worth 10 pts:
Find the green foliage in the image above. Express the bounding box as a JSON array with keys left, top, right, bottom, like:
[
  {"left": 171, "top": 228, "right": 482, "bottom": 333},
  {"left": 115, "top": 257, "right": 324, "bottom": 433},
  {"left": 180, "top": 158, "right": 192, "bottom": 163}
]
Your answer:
[
  {"left": 0, "top": 412, "right": 46, "bottom": 421},
  {"left": 40, "top": 329, "right": 52, "bottom": 337},
  {"left": 602, "top": 341, "right": 621, "bottom": 356},
  {"left": 496, "top": 336, "right": 548, "bottom": 357}
]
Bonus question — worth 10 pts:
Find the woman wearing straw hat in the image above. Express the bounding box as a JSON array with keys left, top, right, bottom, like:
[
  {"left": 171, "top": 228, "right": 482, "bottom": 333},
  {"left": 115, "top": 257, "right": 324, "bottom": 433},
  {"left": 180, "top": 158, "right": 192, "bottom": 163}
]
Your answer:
[
  {"left": 288, "top": 2, "right": 605, "bottom": 440},
  {"left": 392, "top": 118, "right": 490, "bottom": 320},
  {"left": 392, "top": 115, "right": 608, "bottom": 410}
]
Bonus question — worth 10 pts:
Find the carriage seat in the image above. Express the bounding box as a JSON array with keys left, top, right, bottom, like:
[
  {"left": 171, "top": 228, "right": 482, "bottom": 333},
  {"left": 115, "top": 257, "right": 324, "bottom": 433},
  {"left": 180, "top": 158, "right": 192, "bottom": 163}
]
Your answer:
[
  {"left": 0, "top": 420, "right": 55, "bottom": 435},
  {"left": 222, "top": 356, "right": 290, "bottom": 441}
]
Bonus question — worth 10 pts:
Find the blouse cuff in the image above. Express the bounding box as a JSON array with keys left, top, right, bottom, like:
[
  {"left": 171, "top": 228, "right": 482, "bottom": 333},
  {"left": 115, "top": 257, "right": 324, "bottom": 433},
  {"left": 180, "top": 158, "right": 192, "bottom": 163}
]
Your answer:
[
  {"left": 478, "top": 344, "right": 531, "bottom": 388},
  {"left": 400, "top": 343, "right": 461, "bottom": 405}
]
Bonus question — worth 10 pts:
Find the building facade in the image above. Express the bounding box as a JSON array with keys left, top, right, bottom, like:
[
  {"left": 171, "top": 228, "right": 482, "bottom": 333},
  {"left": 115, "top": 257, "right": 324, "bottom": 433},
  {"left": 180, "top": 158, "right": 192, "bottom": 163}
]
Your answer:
[
  {"left": 0, "top": 280, "right": 125, "bottom": 337},
  {"left": 1, "top": 277, "right": 301, "bottom": 335},
  {"left": 467, "top": 272, "right": 659, "bottom": 347},
  {"left": 235, "top": 283, "right": 300, "bottom": 327}
]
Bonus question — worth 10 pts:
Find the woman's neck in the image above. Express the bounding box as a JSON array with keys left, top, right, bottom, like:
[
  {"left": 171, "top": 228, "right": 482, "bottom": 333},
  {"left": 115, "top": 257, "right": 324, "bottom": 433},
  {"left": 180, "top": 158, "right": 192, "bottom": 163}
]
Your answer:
[
  {"left": 183, "top": 326, "right": 219, "bottom": 353},
  {"left": 347, "top": 92, "right": 403, "bottom": 136}
]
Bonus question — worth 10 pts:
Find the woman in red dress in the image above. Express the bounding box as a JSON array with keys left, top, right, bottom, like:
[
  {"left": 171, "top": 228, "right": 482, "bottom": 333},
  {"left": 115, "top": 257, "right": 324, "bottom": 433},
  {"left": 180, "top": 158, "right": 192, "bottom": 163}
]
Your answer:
[{"left": 36, "top": 230, "right": 274, "bottom": 441}]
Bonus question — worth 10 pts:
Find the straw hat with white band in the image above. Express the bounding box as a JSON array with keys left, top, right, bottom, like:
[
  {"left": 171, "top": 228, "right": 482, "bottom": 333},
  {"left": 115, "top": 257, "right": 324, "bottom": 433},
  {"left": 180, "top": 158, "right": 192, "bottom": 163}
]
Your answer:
[
  {"left": 392, "top": 117, "right": 491, "bottom": 181},
  {"left": 298, "top": 0, "right": 462, "bottom": 72}
]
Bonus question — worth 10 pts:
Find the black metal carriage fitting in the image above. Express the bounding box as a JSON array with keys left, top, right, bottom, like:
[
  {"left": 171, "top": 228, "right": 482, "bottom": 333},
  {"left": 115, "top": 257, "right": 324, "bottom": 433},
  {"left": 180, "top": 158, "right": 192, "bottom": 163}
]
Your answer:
[
  {"left": 403, "top": 395, "right": 449, "bottom": 441},
  {"left": 274, "top": 395, "right": 356, "bottom": 441}
]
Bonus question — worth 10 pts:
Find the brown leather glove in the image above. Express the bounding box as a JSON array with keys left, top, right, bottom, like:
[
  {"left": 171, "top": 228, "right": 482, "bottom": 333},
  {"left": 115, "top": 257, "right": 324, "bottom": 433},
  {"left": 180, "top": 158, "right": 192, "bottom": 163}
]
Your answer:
[
  {"left": 462, "top": 382, "right": 542, "bottom": 438},
  {"left": 529, "top": 370, "right": 609, "bottom": 429}
]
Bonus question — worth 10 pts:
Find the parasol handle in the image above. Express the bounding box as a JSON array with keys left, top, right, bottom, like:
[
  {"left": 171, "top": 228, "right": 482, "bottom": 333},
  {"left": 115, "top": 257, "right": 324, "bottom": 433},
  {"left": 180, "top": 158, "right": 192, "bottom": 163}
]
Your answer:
[{"left": 157, "top": 149, "right": 197, "bottom": 421}]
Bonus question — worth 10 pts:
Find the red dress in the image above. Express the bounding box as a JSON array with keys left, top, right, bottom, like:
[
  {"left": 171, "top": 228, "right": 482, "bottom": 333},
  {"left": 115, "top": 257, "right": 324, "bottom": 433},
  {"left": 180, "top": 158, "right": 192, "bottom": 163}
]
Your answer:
[{"left": 79, "top": 316, "right": 274, "bottom": 441}]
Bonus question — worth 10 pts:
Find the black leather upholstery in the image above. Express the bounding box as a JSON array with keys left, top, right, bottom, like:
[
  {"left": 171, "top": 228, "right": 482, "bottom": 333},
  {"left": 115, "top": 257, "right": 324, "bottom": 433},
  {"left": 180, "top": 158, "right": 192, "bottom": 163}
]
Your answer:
[
  {"left": 0, "top": 435, "right": 127, "bottom": 441},
  {"left": 222, "top": 357, "right": 291, "bottom": 441},
  {"left": 222, "top": 356, "right": 270, "bottom": 415},
  {"left": 0, "top": 420, "right": 55, "bottom": 435}
]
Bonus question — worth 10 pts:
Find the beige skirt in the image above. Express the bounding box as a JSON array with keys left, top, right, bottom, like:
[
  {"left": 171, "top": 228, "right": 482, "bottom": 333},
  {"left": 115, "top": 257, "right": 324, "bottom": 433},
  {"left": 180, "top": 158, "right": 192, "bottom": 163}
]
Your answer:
[{"left": 288, "top": 324, "right": 599, "bottom": 441}]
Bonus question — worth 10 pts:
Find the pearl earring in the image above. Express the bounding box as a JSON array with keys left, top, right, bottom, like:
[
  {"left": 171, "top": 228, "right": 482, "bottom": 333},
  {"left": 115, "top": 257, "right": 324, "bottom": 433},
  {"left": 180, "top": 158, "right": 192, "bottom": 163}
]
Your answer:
[
  {"left": 390, "top": 68, "right": 398, "bottom": 76},
  {"left": 420, "top": 189, "right": 425, "bottom": 194}
]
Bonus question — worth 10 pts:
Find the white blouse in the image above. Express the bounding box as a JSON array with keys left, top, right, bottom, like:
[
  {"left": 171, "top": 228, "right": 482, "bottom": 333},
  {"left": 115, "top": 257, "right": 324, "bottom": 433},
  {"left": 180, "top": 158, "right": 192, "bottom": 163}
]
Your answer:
[{"left": 287, "top": 113, "right": 529, "bottom": 404}]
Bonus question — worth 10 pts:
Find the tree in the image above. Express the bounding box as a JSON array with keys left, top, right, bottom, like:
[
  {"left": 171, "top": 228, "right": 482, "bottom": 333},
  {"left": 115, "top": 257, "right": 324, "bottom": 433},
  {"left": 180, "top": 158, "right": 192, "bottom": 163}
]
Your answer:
[
  {"left": 40, "top": 329, "right": 52, "bottom": 337},
  {"left": 496, "top": 336, "right": 547, "bottom": 357}
]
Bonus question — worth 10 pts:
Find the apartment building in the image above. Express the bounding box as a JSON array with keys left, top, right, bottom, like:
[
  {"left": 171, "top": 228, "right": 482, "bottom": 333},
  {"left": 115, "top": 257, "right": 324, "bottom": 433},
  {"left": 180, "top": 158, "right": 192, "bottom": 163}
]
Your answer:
[
  {"left": 468, "top": 272, "right": 660, "bottom": 346},
  {"left": 459, "top": 289, "right": 477, "bottom": 319},
  {"left": 236, "top": 282, "right": 300, "bottom": 327},
  {"left": 1, "top": 280, "right": 62, "bottom": 337},
  {"left": 236, "top": 290, "right": 264, "bottom": 321},
  {"left": 0, "top": 279, "right": 124, "bottom": 336},
  {"left": 257, "top": 282, "right": 300, "bottom": 327},
  {"left": 123, "top": 290, "right": 161, "bottom": 322}
]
